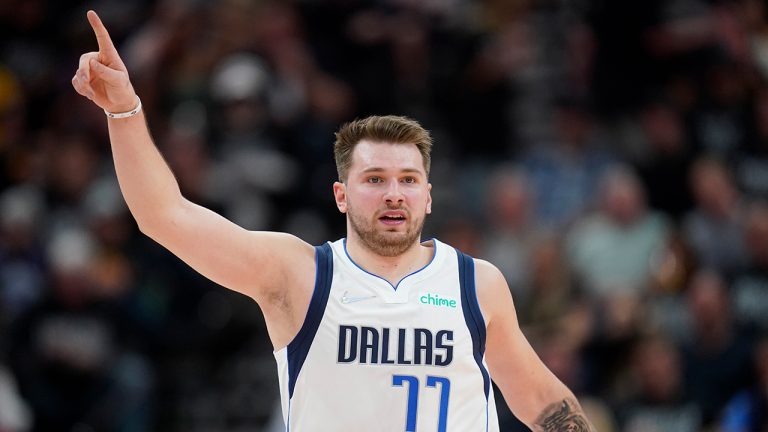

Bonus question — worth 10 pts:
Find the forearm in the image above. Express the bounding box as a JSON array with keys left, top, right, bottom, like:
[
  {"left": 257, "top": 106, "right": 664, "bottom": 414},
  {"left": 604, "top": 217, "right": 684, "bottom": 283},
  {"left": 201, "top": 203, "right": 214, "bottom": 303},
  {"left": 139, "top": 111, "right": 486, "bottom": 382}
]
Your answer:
[
  {"left": 73, "top": 12, "right": 184, "bottom": 234},
  {"left": 480, "top": 263, "right": 598, "bottom": 432},
  {"left": 107, "top": 110, "right": 182, "bottom": 232},
  {"left": 531, "top": 397, "right": 596, "bottom": 432}
]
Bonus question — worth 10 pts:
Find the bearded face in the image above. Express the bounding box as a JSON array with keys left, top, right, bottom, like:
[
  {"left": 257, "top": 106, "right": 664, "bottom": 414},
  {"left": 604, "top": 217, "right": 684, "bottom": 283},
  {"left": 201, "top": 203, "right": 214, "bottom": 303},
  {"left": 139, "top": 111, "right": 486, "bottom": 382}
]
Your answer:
[{"left": 334, "top": 140, "right": 432, "bottom": 257}]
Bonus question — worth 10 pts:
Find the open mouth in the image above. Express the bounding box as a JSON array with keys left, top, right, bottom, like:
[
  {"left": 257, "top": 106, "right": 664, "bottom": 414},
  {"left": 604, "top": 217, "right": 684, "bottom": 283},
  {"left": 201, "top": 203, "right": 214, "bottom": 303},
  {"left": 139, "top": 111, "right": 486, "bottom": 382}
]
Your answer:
[{"left": 378, "top": 212, "right": 406, "bottom": 225}]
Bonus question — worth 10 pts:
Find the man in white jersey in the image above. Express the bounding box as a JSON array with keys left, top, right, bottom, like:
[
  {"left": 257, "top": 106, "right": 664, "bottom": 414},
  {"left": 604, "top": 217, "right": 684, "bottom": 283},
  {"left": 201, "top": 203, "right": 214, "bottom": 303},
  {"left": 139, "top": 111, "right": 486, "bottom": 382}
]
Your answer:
[{"left": 72, "top": 10, "right": 596, "bottom": 432}]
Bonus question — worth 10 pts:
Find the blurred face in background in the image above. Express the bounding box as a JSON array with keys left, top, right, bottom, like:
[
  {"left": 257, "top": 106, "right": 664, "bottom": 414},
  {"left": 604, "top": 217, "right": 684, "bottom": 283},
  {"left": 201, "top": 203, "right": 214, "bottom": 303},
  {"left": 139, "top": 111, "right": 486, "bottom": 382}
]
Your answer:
[
  {"left": 640, "top": 104, "right": 685, "bottom": 154},
  {"left": 49, "top": 135, "right": 98, "bottom": 204},
  {"left": 555, "top": 105, "right": 592, "bottom": 149},
  {"left": 488, "top": 169, "right": 533, "bottom": 230},
  {"left": 335, "top": 140, "right": 432, "bottom": 257},
  {"left": 687, "top": 270, "right": 731, "bottom": 343},
  {"left": 690, "top": 159, "right": 738, "bottom": 217},
  {"left": 600, "top": 169, "right": 646, "bottom": 225},
  {"left": 633, "top": 337, "right": 682, "bottom": 402}
]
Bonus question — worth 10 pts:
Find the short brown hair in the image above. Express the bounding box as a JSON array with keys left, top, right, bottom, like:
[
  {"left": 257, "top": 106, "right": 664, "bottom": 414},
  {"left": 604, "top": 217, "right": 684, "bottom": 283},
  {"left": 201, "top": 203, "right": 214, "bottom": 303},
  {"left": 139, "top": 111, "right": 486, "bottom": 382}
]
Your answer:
[{"left": 333, "top": 115, "right": 433, "bottom": 182}]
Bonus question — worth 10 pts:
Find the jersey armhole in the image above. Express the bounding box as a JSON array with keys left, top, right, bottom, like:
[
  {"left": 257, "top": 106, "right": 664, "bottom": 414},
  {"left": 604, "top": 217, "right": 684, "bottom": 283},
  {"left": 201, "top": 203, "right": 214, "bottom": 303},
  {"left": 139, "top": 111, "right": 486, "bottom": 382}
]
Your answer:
[
  {"left": 456, "top": 249, "right": 491, "bottom": 399},
  {"left": 285, "top": 242, "right": 333, "bottom": 398}
]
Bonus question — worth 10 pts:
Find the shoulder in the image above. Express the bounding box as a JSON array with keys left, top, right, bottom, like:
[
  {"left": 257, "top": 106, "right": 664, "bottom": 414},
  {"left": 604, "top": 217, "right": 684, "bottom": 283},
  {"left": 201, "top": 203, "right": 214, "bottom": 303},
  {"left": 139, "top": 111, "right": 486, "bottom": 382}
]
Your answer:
[
  {"left": 244, "top": 231, "right": 317, "bottom": 300},
  {"left": 471, "top": 258, "right": 516, "bottom": 326},
  {"left": 472, "top": 258, "right": 506, "bottom": 287}
]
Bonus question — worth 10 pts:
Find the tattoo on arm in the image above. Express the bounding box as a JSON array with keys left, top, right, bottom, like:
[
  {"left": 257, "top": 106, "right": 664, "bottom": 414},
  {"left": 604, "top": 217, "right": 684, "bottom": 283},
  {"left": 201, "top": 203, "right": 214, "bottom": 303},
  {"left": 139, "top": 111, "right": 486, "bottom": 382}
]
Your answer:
[{"left": 532, "top": 398, "right": 596, "bottom": 432}]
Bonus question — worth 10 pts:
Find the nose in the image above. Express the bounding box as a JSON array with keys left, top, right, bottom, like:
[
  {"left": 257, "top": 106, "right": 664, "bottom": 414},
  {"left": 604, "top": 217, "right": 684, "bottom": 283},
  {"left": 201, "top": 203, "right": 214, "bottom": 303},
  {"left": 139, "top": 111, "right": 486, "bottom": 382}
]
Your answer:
[{"left": 383, "top": 180, "right": 404, "bottom": 204}]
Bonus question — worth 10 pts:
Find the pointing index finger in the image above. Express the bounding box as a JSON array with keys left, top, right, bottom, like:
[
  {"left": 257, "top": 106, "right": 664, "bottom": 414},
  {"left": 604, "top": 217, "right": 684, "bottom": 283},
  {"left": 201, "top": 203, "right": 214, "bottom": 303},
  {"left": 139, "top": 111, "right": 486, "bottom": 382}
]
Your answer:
[{"left": 87, "top": 10, "right": 116, "bottom": 55}]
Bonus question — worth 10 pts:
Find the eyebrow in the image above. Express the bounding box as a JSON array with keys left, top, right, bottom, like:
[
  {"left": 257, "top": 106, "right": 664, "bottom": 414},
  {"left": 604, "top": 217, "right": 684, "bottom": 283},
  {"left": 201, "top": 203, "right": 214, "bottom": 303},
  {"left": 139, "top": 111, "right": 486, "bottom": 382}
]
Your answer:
[{"left": 360, "top": 167, "right": 423, "bottom": 175}]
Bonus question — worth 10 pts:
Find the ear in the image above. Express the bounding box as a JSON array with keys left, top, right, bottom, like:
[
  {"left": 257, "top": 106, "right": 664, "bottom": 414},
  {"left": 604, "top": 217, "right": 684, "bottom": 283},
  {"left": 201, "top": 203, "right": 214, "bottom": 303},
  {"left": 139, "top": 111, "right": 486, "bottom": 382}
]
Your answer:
[
  {"left": 333, "top": 181, "right": 348, "bottom": 213},
  {"left": 426, "top": 182, "right": 433, "bottom": 214}
]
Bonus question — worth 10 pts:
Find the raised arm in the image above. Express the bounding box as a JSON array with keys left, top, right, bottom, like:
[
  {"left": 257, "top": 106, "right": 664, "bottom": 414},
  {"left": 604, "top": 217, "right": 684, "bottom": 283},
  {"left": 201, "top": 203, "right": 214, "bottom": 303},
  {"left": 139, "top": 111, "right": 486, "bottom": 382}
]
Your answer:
[
  {"left": 475, "top": 260, "right": 596, "bottom": 431},
  {"left": 71, "top": 11, "right": 315, "bottom": 347}
]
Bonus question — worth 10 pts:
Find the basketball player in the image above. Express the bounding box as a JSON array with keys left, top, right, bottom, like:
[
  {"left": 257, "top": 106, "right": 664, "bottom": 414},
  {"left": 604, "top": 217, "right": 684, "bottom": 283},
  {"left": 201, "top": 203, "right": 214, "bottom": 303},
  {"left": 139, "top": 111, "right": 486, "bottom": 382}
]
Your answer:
[{"left": 72, "top": 10, "right": 595, "bottom": 432}]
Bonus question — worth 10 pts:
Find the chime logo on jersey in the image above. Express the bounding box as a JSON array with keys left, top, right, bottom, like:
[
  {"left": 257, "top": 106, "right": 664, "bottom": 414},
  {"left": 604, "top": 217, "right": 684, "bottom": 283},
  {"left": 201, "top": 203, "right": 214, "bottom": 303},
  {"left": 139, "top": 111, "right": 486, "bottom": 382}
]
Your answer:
[
  {"left": 337, "top": 325, "right": 454, "bottom": 366},
  {"left": 420, "top": 293, "right": 457, "bottom": 308}
]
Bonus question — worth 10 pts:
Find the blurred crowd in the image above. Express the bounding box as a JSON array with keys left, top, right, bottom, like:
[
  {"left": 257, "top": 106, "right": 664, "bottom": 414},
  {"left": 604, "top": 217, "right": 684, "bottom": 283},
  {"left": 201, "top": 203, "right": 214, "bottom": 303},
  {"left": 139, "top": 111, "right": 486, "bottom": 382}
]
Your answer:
[{"left": 1, "top": 0, "right": 768, "bottom": 431}]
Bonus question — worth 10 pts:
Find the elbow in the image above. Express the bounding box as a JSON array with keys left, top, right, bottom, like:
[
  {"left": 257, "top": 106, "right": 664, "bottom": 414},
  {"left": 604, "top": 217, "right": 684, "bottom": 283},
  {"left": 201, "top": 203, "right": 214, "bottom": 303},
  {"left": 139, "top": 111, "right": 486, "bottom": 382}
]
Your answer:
[
  {"left": 136, "top": 216, "right": 164, "bottom": 240},
  {"left": 134, "top": 206, "right": 178, "bottom": 240},
  {"left": 134, "top": 197, "right": 186, "bottom": 239},
  {"left": 136, "top": 218, "right": 157, "bottom": 237}
]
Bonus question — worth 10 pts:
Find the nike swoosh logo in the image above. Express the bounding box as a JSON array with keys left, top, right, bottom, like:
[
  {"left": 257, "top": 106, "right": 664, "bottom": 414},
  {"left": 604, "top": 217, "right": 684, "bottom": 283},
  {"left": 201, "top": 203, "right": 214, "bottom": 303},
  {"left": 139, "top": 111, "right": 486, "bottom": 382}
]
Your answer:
[{"left": 341, "top": 291, "right": 377, "bottom": 304}]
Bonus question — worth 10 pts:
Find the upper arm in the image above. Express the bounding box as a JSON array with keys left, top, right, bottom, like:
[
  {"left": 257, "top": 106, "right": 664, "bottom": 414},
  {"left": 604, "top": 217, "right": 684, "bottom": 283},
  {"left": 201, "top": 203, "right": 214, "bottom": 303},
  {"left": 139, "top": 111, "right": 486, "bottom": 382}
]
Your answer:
[
  {"left": 474, "top": 259, "right": 575, "bottom": 427},
  {"left": 141, "top": 197, "right": 316, "bottom": 306}
]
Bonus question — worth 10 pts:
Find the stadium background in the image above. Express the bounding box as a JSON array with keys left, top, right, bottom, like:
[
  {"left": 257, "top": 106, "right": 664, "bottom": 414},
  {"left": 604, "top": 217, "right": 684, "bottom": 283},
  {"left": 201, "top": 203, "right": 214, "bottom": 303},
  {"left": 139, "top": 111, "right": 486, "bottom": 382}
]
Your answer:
[{"left": 1, "top": 0, "right": 768, "bottom": 431}]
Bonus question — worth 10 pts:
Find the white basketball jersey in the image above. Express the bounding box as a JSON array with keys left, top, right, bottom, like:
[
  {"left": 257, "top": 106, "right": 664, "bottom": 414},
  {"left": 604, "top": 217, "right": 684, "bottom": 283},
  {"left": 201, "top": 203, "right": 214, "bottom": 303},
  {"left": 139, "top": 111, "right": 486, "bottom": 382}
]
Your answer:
[{"left": 273, "top": 238, "right": 500, "bottom": 432}]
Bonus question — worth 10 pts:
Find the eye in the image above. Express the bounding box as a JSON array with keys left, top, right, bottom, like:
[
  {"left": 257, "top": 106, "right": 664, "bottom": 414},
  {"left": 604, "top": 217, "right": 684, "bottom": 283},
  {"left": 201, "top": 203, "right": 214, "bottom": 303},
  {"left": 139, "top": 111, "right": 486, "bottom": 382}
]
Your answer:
[
  {"left": 367, "top": 177, "right": 383, "bottom": 184},
  {"left": 402, "top": 176, "right": 417, "bottom": 184}
]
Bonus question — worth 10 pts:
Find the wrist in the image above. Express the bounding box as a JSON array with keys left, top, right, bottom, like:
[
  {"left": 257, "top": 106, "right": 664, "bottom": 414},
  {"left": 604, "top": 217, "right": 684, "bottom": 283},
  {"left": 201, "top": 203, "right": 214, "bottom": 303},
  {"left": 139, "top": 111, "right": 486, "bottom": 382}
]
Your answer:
[{"left": 104, "top": 95, "right": 142, "bottom": 119}]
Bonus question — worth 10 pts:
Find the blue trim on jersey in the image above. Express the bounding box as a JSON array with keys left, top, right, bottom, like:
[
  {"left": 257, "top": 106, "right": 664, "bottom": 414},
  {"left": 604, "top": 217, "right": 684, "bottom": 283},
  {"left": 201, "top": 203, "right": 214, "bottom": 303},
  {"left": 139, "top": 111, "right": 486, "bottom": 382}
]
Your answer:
[
  {"left": 342, "top": 238, "right": 438, "bottom": 291},
  {"left": 286, "top": 243, "right": 333, "bottom": 399},
  {"left": 456, "top": 250, "right": 491, "bottom": 402}
]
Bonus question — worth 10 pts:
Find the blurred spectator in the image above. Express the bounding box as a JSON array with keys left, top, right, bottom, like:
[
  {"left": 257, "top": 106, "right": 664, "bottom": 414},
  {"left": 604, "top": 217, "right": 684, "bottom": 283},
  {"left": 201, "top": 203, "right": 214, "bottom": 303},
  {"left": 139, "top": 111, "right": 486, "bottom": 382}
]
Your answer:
[
  {"left": 684, "top": 156, "right": 749, "bottom": 275},
  {"left": 619, "top": 335, "right": 702, "bottom": 432},
  {"left": 8, "top": 228, "right": 153, "bottom": 431},
  {"left": 682, "top": 269, "right": 754, "bottom": 426},
  {"left": 516, "top": 234, "right": 595, "bottom": 392},
  {"left": 522, "top": 98, "right": 616, "bottom": 229},
  {"left": 209, "top": 53, "right": 273, "bottom": 150},
  {"left": 83, "top": 177, "right": 132, "bottom": 251},
  {"left": 565, "top": 167, "right": 671, "bottom": 403},
  {"left": 480, "top": 166, "right": 540, "bottom": 296},
  {"left": 517, "top": 234, "right": 583, "bottom": 333},
  {"left": 41, "top": 132, "right": 100, "bottom": 216},
  {"left": 536, "top": 330, "right": 588, "bottom": 395},
  {"left": 0, "top": 185, "right": 46, "bottom": 325},
  {"left": 566, "top": 166, "right": 670, "bottom": 299}
]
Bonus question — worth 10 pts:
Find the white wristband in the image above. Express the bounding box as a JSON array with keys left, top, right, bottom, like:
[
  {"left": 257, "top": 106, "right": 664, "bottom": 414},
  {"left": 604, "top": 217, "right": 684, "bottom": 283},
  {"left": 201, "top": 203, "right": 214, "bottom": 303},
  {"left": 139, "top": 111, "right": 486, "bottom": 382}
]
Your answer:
[{"left": 104, "top": 96, "right": 142, "bottom": 119}]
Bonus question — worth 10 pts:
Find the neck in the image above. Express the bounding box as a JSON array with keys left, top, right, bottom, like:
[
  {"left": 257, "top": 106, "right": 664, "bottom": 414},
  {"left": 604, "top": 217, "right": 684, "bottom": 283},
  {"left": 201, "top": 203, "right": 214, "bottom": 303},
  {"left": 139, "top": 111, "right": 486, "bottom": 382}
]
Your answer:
[{"left": 345, "top": 235, "right": 433, "bottom": 286}]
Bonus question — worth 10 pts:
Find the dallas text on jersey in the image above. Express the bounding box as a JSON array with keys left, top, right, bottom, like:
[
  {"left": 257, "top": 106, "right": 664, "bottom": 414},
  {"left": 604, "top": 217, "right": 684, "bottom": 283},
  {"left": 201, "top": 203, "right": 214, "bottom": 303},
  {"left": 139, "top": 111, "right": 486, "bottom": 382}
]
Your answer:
[{"left": 337, "top": 325, "right": 454, "bottom": 366}]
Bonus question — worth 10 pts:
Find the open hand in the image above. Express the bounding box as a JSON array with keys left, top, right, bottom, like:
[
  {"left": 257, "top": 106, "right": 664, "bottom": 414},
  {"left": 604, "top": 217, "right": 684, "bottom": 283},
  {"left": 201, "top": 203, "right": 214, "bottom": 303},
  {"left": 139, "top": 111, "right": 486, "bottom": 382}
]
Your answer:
[{"left": 71, "top": 10, "right": 137, "bottom": 113}]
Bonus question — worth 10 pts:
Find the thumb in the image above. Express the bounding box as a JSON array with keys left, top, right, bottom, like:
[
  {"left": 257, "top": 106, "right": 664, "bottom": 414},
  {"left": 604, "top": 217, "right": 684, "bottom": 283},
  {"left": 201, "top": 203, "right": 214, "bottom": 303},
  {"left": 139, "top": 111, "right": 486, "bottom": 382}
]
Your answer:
[{"left": 89, "top": 58, "right": 124, "bottom": 84}]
